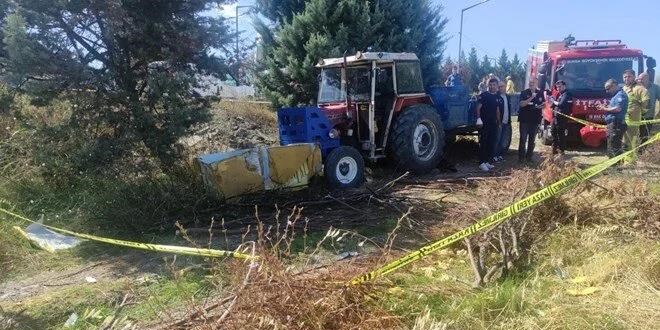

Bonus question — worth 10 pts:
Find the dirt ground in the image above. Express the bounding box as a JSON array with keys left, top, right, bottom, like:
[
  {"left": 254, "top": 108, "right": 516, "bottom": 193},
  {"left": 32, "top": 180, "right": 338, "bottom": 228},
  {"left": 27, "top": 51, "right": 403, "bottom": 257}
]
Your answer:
[{"left": 0, "top": 252, "right": 162, "bottom": 303}]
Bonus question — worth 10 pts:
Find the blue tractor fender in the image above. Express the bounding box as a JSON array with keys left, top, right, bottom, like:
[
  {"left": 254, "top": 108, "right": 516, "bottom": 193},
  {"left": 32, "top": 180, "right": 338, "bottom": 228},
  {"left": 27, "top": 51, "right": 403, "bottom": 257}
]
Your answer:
[{"left": 277, "top": 107, "right": 340, "bottom": 158}]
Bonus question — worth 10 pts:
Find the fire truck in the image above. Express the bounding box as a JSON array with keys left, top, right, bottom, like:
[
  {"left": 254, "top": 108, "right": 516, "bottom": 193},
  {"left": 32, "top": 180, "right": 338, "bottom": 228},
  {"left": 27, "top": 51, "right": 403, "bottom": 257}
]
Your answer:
[{"left": 526, "top": 38, "right": 656, "bottom": 147}]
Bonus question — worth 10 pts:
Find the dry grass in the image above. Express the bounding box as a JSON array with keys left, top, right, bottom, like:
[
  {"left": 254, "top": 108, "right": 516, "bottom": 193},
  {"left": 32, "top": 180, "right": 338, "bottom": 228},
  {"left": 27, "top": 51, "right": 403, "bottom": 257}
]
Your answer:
[
  {"left": 216, "top": 100, "right": 276, "bottom": 127},
  {"left": 162, "top": 208, "right": 408, "bottom": 330},
  {"left": 639, "top": 140, "right": 660, "bottom": 164}
]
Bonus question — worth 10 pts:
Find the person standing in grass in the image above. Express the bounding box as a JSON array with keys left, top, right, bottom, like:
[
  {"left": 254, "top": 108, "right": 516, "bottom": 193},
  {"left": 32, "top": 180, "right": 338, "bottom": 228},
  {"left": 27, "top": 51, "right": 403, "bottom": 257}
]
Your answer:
[
  {"left": 518, "top": 78, "right": 544, "bottom": 163},
  {"left": 599, "top": 79, "right": 628, "bottom": 158},
  {"left": 622, "top": 69, "right": 649, "bottom": 162},
  {"left": 476, "top": 78, "right": 503, "bottom": 172},
  {"left": 637, "top": 72, "right": 660, "bottom": 143},
  {"left": 493, "top": 80, "right": 512, "bottom": 163}
]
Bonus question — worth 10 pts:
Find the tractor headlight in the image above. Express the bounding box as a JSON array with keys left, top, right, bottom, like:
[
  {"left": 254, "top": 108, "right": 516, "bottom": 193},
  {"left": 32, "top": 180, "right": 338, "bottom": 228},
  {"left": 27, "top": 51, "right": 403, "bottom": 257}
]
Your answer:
[{"left": 328, "top": 128, "right": 340, "bottom": 139}]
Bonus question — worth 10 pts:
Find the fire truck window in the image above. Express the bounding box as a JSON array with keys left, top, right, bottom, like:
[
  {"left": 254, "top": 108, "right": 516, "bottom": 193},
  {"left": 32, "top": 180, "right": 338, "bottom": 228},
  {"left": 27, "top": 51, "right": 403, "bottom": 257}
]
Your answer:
[
  {"left": 396, "top": 62, "right": 425, "bottom": 94},
  {"left": 555, "top": 58, "right": 635, "bottom": 91}
]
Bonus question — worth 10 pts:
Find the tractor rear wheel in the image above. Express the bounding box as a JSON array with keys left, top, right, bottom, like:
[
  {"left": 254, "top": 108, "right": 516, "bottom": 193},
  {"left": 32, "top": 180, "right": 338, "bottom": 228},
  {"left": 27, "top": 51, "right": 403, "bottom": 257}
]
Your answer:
[
  {"left": 324, "top": 146, "right": 365, "bottom": 188},
  {"left": 390, "top": 105, "right": 444, "bottom": 174}
]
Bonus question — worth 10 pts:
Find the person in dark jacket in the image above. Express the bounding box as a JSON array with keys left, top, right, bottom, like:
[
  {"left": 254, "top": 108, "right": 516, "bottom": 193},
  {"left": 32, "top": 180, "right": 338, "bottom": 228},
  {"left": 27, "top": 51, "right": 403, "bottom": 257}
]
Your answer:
[
  {"left": 518, "top": 78, "right": 544, "bottom": 163},
  {"left": 548, "top": 80, "right": 572, "bottom": 155}
]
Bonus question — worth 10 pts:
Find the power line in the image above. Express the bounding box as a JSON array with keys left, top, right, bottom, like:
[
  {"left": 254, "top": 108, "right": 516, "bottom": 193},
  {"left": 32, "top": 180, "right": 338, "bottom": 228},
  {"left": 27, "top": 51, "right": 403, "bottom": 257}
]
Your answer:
[{"left": 461, "top": 33, "right": 496, "bottom": 59}]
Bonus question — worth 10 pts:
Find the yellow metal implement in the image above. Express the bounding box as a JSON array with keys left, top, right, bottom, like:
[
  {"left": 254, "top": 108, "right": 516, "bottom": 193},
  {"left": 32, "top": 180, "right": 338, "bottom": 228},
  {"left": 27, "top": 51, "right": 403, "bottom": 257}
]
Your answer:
[{"left": 198, "top": 143, "right": 322, "bottom": 200}]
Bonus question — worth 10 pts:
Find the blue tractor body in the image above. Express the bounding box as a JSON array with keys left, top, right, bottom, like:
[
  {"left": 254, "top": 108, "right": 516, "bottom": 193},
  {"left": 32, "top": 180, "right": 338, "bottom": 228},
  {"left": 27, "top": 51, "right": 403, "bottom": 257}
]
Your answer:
[{"left": 277, "top": 107, "right": 340, "bottom": 158}]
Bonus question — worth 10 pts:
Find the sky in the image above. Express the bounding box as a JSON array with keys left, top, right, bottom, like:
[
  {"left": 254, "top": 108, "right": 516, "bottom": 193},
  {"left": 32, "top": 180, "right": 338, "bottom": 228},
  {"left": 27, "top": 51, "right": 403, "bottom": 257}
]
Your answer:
[
  {"left": 218, "top": 0, "right": 660, "bottom": 67},
  {"left": 438, "top": 0, "right": 660, "bottom": 63}
]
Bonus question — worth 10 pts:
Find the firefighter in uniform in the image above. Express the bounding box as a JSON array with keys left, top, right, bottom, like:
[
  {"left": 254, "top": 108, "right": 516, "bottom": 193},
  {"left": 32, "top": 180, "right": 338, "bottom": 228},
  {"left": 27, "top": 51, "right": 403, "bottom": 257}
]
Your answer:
[{"left": 622, "top": 69, "right": 649, "bottom": 162}]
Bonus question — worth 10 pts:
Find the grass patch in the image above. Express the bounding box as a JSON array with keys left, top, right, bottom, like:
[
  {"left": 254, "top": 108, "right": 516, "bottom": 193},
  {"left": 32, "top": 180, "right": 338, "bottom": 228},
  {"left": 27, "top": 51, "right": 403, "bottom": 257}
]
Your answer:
[{"left": 380, "top": 224, "right": 660, "bottom": 330}]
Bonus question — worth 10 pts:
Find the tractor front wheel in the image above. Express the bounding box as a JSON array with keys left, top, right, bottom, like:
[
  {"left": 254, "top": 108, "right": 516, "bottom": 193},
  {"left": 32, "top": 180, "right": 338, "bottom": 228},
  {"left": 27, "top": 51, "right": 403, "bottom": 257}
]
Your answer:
[
  {"left": 390, "top": 105, "right": 445, "bottom": 174},
  {"left": 324, "top": 146, "right": 365, "bottom": 188}
]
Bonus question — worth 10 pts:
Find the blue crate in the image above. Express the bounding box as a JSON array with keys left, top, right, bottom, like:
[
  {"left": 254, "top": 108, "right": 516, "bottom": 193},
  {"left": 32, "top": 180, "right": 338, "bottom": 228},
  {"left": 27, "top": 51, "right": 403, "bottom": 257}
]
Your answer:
[{"left": 277, "top": 107, "right": 340, "bottom": 157}]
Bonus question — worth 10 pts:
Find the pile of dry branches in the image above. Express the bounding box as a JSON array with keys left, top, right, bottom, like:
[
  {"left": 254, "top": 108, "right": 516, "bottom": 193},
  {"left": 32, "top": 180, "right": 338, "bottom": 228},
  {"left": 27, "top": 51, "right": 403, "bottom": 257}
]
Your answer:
[
  {"left": 164, "top": 208, "right": 405, "bottom": 330},
  {"left": 440, "top": 160, "right": 579, "bottom": 287},
  {"left": 446, "top": 156, "right": 660, "bottom": 287}
]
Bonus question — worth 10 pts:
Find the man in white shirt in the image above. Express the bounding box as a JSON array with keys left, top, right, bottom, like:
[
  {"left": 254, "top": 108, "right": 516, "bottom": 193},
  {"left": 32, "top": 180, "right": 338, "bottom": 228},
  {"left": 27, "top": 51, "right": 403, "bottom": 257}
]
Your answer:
[{"left": 493, "top": 81, "right": 511, "bottom": 162}]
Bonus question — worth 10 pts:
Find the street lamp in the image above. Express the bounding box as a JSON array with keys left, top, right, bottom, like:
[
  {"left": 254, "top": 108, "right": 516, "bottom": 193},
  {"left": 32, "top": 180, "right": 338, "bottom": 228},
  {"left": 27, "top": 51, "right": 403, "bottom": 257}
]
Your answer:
[
  {"left": 458, "top": 0, "right": 492, "bottom": 71},
  {"left": 235, "top": 5, "right": 255, "bottom": 86}
]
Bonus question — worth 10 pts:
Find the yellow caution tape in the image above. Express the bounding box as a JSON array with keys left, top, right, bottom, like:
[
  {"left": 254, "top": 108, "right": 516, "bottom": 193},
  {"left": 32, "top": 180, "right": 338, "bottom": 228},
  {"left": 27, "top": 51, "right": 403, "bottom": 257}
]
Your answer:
[
  {"left": 0, "top": 207, "right": 256, "bottom": 260},
  {"left": 553, "top": 111, "right": 606, "bottom": 129},
  {"left": 554, "top": 111, "right": 660, "bottom": 128},
  {"left": 349, "top": 133, "right": 660, "bottom": 285},
  {"left": 629, "top": 118, "right": 660, "bottom": 126}
]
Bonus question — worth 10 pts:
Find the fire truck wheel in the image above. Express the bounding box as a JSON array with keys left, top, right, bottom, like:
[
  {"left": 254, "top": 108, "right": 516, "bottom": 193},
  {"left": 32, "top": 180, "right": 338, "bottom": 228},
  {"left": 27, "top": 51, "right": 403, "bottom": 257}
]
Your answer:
[
  {"left": 390, "top": 105, "right": 445, "bottom": 174},
  {"left": 324, "top": 146, "right": 365, "bottom": 188},
  {"left": 540, "top": 120, "right": 553, "bottom": 146}
]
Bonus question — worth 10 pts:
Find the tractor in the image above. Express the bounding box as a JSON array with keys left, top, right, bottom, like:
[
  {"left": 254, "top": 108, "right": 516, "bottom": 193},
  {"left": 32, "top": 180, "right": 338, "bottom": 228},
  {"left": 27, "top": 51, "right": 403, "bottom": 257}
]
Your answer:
[{"left": 278, "top": 52, "right": 508, "bottom": 188}]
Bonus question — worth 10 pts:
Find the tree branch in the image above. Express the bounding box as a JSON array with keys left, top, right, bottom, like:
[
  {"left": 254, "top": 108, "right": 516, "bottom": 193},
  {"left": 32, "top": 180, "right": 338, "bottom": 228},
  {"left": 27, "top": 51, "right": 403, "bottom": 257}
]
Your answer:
[
  {"left": 465, "top": 238, "right": 484, "bottom": 287},
  {"left": 56, "top": 15, "right": 110, "bottom": 68}
]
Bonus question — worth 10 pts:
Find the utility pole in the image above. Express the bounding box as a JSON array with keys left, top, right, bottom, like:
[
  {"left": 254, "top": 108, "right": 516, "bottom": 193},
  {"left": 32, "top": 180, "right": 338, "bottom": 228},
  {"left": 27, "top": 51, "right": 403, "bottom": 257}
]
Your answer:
[{"left": 458, "top": 0, "right": 493, "bottom": 71}]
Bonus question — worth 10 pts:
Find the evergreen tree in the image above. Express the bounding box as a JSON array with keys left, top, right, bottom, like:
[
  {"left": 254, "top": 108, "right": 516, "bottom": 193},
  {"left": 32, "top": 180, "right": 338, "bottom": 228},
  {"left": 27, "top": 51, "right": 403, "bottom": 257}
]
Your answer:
[
  {"left": 458, "top": 49, "right": 468, "bottom": 69},
  {"left": 0, "top": 0, "right": 233, "bottom": 170},
  {"left": 466, "top": 47, "right": 481, "bottom": 90},
  {"left": 510, "top": 53, "right": 526, "bottom": 88},
  {"left": 496, "top": 49, "right": 510, "bottom": 79},
  {"left": 256, "top": 0, "right": 448, "bottom": 106},
  {"left": 481, "top": 55, "right": 494, "bottom": 79},
  {"left": 256, "top": 0, "right": 307, "bottom": 25},
  {"left": 0, "top": 0, "right": 8, "bottom": 62}
]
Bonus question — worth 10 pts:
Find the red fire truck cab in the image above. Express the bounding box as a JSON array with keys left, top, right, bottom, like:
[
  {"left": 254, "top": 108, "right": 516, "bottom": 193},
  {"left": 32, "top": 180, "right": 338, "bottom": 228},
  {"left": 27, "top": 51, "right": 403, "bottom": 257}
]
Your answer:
[{"left": 526, "top": 38, "right": 653, "bottom": 147}]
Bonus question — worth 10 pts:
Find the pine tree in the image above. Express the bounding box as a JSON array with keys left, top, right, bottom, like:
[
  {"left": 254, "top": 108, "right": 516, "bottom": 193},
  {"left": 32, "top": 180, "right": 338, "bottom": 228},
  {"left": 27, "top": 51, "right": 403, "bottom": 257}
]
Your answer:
[
  {"left": 0, "top": 0, "right": 234, "bottom": 170},
  {"left": 481, "top": 55, "right": 494, "bottom": 80},
  {"left": 496, "top": 49, "right": 510, "bottom": 79},
  {"left": 256, "top": 0, "right": 307, "bottom": 25},
  {"left": 466, "top": 47, "right": 481, "bottom": 90},
  {"left": 256, "top": 0, "right": 448, "bottom": 106},
  {"left": 510, "top": 53, "right": 526, "bottom": 88},
  {"left": 0, "top": 0, "right": 8, "bottom": 61}
]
